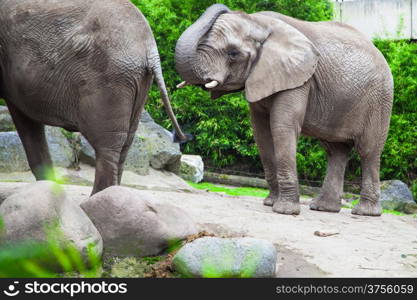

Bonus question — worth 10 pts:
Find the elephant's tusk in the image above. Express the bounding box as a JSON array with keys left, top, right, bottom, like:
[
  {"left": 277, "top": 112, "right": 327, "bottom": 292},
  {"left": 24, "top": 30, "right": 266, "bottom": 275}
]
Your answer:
[
  {"left": 176, "top": 81, "right": 188, "bottom": 89},
  {"left": 205, "top": 80, "right": 219, "bottom": 89}
]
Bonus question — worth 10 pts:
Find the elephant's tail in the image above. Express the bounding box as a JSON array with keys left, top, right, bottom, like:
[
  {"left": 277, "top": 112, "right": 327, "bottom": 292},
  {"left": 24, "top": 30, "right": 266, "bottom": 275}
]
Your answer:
[{"left": 148, "top": 54, "right": 190, "bottom": 143}]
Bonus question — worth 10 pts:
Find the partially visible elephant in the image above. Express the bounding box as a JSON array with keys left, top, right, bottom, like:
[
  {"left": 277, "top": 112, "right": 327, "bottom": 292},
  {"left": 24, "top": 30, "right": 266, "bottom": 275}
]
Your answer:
[
  {"left": 0, "top": 0, "right": 189, "bottom": 194},
  {"left": 175, "top": 4, "right": 393, "bottom": 216}
]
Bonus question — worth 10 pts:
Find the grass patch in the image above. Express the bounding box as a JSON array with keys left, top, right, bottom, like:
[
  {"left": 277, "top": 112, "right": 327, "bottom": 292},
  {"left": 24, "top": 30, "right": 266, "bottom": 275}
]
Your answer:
[
  {"left": 187, "top": 181, "right": 269, "bottom": 198},
  {"left": 343, "top": 199, "right": 406, "bottom": 216},
  {"left": 191, "top": 182, "right": 407, "bottom": 216},
  {"left": 382, "top": 209, "right": 405, "bottom": 216}
]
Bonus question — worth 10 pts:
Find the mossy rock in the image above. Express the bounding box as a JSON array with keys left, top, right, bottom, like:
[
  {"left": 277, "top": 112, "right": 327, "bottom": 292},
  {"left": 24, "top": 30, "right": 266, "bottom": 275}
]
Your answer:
[
  {"left": 380, "top": 180, "right": 417, "bottom": 214},
  {"left": 0, "top": 106, "right": 15, "bottom": 131}
]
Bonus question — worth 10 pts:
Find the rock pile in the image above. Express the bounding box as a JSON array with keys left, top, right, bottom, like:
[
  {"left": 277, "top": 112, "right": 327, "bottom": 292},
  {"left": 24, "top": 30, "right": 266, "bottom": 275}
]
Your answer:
[
  {"left": 0, "top": 107, "right": 204, "bottom": 179},
  {"left": 0, "top": 182, "right": 199, "bottom": 261}
]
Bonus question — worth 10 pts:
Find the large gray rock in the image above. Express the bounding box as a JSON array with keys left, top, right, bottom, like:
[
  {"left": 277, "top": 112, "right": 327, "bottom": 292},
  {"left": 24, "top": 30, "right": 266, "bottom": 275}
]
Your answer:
[
  {"left": 81, "top": 186, "right": 197, "bottom": 257},
  {"left": 0, "top": 185, "right": 20, "bottom": 207},
  {"left": 380, "top": 180, "right": 417, "bottom": 214},
  {"left": 178, "top": 155, "right": 204, "bottom": 183},
  {"left": 0, "top": 128, "right": 75, "bottom": 172},
  {"left": 78, "top": 111, "right": 181, "bottom": 175},
  {"left": 0, "top": 106, "right": 15, "bottom": 131},
  {"left": 0, "top": 132, "right": 30, "bottom": 172},
  {"left": 45, "top": 127, "right": 76, "bottom": 168},
  {"left": 0, "top": 181, "right": 103, "bottom": 258},
  {"left": 173, "top": 237, "right": 277, "bottom": 278}
]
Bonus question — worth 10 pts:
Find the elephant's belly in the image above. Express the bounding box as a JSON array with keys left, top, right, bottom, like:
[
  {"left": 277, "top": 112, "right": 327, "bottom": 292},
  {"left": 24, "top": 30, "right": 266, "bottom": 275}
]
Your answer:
[
  {"left": 302, "top": 95, "right": 365, "bottom": 143},
  {"left": 301, "top": 121, "right": 355, "bottom": 143},
  {"left": 6, "top": 78, "right": 79, "bottom": 130},
  {"left": 4, "top": 54, "right": 81, "bottom": 130}
]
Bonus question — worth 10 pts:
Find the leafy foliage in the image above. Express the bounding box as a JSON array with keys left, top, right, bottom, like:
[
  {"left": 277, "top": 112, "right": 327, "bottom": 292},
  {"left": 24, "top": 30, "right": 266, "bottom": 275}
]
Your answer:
[
  {"left": 375, "top": 40, "right": 417, "bottom": 197},
  {"left": 0, "top": 220, "right": 102, "bottom": 278}
]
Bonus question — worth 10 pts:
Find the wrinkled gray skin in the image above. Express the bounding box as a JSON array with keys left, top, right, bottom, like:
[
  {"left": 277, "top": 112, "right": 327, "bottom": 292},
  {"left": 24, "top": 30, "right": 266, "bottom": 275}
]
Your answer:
[
  {"left": 175, "top": 4, "right": 393, "bottom": 216},
  {"left": 0, "top": 0, "right": 188, "bottom": 194}
]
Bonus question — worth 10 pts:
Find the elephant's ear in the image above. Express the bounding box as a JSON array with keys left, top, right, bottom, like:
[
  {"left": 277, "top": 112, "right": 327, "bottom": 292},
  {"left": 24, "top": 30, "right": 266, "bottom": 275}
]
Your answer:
[{"left": 245, "top": 16, "right": 319, "bottom": 103}]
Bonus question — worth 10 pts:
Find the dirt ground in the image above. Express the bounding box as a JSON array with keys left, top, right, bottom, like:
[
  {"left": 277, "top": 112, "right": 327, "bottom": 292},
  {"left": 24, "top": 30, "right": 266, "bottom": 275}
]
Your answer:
[{"left": 1, "top": 170, "right": 417, "bottom": 277}]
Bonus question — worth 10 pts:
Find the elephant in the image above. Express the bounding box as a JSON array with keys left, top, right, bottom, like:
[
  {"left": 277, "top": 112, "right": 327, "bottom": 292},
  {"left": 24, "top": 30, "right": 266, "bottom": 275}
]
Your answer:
[
  {"left": 0, "top": 0, "right": 189, "bottom": 194},
  {"left": 175, "top": 4, "right": 393, "bottom": 216}
]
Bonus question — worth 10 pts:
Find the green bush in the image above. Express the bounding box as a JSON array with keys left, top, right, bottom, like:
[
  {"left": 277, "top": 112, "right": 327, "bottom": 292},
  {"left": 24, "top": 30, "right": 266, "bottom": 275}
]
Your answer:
[
  {"left": 0, "top": 99, "right": 5, "bottom": 106},
  {"left": 375, "top": 40, "right": 417, "bottom": 198}
]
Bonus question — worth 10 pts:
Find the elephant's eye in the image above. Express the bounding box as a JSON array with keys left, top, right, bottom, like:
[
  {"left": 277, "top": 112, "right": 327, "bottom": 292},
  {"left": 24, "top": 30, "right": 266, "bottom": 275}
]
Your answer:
[{"left": 227, "top": 49, "right": 240, "bottom": 60}]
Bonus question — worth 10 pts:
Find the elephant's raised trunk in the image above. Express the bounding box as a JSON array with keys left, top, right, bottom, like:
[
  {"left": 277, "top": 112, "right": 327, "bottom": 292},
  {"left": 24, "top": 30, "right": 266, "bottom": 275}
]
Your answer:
[{"left": 175, "top": 4, "right": 230, "bottom": 83}]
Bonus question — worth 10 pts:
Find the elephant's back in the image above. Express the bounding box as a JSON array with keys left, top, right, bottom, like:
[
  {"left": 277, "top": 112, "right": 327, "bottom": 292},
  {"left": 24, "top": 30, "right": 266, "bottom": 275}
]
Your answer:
[
  {"left": 262, "top": 12, "right": 393, "bottom": 141},
  {"left": 1, "top": 0, "right": 153, "bottom": 65},
  {"left": 0, "top": 0, "right": 155, "bottom": 128}
]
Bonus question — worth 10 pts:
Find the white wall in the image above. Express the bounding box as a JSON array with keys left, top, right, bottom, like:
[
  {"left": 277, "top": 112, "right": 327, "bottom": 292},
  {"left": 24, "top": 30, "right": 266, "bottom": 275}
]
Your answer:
[
  {"left": 413, "top": 0, "right": 417, "bottom": 38},
  {"left": 332, "top": 0, "right": 416, "bottom": 39}
]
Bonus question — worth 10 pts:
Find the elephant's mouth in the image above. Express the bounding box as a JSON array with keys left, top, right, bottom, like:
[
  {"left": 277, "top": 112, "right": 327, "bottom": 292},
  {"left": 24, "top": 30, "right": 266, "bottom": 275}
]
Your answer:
[
  {"left": 177, "top": 81, "right": 244, "bottom": 99},
  {"left": 210, "top": 87, "right": 244, "bottom": 99}
]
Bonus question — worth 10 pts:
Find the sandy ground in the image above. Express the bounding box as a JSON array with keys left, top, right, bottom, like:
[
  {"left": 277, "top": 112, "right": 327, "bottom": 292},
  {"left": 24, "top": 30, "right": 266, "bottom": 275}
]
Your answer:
[{"left": 0, "top": 167, "right": 416, "bottom": 277}]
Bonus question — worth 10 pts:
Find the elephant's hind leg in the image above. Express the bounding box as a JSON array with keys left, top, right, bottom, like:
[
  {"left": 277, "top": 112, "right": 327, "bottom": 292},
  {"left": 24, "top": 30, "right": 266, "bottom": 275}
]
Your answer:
[
  {"left": 79, "top": 86, "right": 133, "bottom": 195},
  {"left": 7, "top": 102, "right": 54, "bottom": 180},
  {"left": 351, "top": 153, "right": 382, "bottom": 216},
  {"left": 352, "top": 117, "right": 387, "bottom": 216},
  {"left": 92, "top": 144, "right": 123, "bottom": 195},
  {"left": 310, "top": 142, "right": 352, "bottom": 213},
  {"left": 117, "top": 74, "right": 152, "bottom": 184},
  {"left": 85, "top": 130, "right": 126, "bottom": 195}
]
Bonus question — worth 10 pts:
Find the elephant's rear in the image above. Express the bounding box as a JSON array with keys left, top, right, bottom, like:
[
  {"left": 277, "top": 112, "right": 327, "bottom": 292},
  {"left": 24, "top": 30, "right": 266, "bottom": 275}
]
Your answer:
[
  {"left": 313, "top": 21, "right": 394, "bottom": 145},
  {"left": 283, "top": 16, "right": 394, "bottom": 144}
]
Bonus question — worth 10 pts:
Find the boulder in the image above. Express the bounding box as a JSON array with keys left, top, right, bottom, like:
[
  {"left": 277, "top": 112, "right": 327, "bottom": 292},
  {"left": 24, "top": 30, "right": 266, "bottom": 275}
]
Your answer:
[
  {"left": 78, "top": 134, "right": 96, "bottom": 166},
  {"left": 0, "top": 185, "right": 20, "bottom": 206},
  {"left": 0, "top": 132, "right": 30, "bottom": 172},
  {"left": 45, "top": 127, "right": 76, "bottom": 168},
  {"left": 81, "top": 186, "right": 197, "bottom": 257},
  {"left": 0, "top": 181, "right": 103, "bottom": 258},
  {"left": 0, "top": 128, "right": 75, "bottom": 173},
  {"left": 78, "top": 111, "right": 181, "bottom": 175},
  {"left": 172, "top": 237, "right": 277, "bottom": 278},
  {"left": 178, "top": 155, "right": 204, "bottom": 183},
  {"left": 0, "top": 106, "right": 15, "bottom": 131},
  {"left": 380, "top": 180, "right": 417, "bottom": 214}
]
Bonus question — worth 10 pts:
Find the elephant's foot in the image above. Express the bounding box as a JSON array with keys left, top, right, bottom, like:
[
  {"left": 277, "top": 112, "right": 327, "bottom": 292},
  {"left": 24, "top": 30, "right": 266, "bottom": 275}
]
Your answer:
[
  {"left": 272, "top": 200, "right": 300, "bottom": 215},
  {"left": 263, "top": 196, "right": 273, "bottom": 207},
  {"left": 351, "top": 201, "right": 382, "bottom": 216},
  {"left": 309, "top": 196, "right": 341, "bottom": 213},
  {"left": 263, "top": 192, "right": 278, "bottom": 207}
]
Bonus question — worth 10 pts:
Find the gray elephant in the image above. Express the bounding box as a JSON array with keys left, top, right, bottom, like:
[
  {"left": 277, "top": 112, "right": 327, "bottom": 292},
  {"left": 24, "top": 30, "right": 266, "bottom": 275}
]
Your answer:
[
  {"left": 175, "top": 4, "right": 393, "bottom": 216},
  {"left": 0, "top": 0, "right": 188, "bottom": 194}
]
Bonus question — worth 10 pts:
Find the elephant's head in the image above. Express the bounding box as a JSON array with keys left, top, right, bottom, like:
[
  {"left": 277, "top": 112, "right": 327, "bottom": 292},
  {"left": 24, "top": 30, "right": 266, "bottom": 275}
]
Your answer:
[{"left": 175, "top": 4, "right": 319, "bottom": 102}]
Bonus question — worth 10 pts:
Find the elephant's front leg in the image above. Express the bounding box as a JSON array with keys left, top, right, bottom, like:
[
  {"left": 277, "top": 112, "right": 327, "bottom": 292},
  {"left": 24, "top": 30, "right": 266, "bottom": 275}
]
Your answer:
[
  {"left": 7, "top": 101, "right": 54, "bottom": 180},
  {"left": 250, "top": 104, "right": 279, "bottom": 207},
  {"left": 269, "top": 85, "right": 310, "bottom": 215}
]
